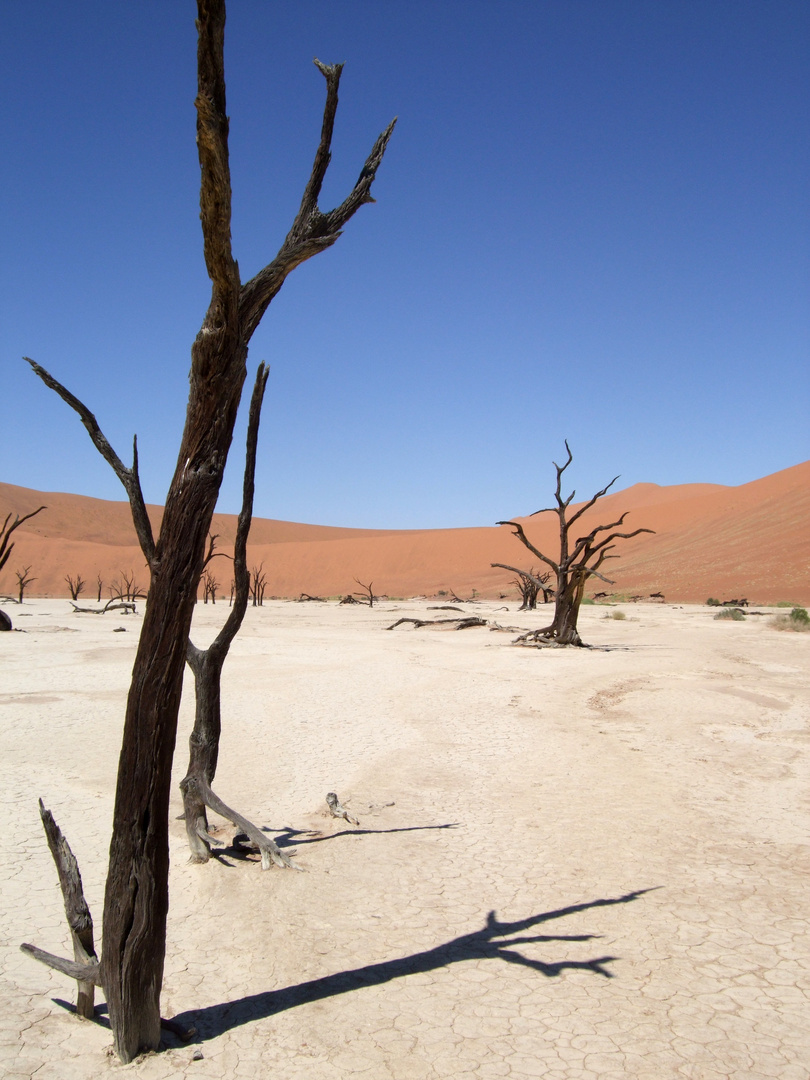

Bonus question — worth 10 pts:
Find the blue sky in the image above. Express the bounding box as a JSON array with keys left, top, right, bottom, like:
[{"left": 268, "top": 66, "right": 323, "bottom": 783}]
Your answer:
[{"left": 1, "top": 1, "right": 807, "bottom": 528}]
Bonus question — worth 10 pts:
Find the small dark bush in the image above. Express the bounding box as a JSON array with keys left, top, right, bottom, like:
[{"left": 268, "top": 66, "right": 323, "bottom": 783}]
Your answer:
[{"left": 707, "top": 597, "right": 721, "bottom": 606}]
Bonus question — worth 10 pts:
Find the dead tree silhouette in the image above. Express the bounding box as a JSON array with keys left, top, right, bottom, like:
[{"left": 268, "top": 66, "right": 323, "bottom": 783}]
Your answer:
[{"left": 21, "top": 0, "right": 395, "bottom": 1061}]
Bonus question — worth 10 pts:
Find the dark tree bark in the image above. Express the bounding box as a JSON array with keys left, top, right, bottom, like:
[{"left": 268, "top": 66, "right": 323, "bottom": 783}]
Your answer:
[
  {"left": 498, "top": 443, "right": 653, "bottom": 646},
  {"left": 33, "top": 801, "right": 98, "bottom": 1018},
  {"left": 180, "top": 365, "right": 297, "bottom": 870},
  {"left": 23, "top": 0, "right": 394, "bottom": 1062}
]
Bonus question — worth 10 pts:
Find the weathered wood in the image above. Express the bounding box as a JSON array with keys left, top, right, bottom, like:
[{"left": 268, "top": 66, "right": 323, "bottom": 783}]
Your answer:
[
  {"left": 26, "top": 1, "right": 393, "bottom": 1061},
  {"left": 326, "top": 792, "right": 360, "bottom": 826},
  {"left": 70, "top": 601, "right": 135, "bottom": 614},
  {"left": 36, "top": 800, "right": 98, "bottom": 1017},
  {"left": 386, "top": 616, "right": 489, "bottom": 631},
  {"left": 20, "top": 943, "right": 101, "bottom": 985},
  {"left": 0, "top": 609, "right": 12, "bottom": 631}
]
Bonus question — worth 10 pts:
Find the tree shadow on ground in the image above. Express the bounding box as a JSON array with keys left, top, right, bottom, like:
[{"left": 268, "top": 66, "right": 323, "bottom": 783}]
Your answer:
[
  {"left": 170, "top": 888, "right": 656, "bottom": 1043},
  {"left": 270, "top": 822, "right": 461, "bottom": 849},
  {"left": 208, "top": 822, "right": 461, "bottom": 867}
]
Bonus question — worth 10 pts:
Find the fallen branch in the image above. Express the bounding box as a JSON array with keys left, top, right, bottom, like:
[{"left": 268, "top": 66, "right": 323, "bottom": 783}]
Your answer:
[
  {"left": 385, "top": 616, "right": 489, "bottom": 631},
  {"left": 70, "top": 601, "right": 136, "bottom": 615}
]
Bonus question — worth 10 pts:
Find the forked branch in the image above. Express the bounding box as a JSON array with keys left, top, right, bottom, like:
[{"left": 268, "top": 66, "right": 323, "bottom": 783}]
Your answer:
[
  {"left": 238, "top": 63, "right": 396, "bottom": 339},
  {"left": 23, "top": 359, "right": 155, "bottom": 564},
  {"left": 0, "top": 506, "right": 46, "bottom": 574}
]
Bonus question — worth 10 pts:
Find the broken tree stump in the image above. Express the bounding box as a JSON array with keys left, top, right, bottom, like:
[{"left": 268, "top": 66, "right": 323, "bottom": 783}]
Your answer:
[{"left": 21, "top": 801, "right": 99, "bottom": 1018}]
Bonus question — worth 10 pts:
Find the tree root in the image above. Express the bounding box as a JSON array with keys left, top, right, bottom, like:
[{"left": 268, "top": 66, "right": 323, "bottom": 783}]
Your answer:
[
  {"left": 511, "top": 627, "right": 588, "bottom": 648},
  {"left": 181, "top": 776, "right": 302, "bottom": 870}
]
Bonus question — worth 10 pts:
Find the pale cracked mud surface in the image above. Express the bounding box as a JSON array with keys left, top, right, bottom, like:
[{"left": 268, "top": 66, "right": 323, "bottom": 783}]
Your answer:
[{"left": 1, "top": 599, "right": 808, "bottom": 1079}]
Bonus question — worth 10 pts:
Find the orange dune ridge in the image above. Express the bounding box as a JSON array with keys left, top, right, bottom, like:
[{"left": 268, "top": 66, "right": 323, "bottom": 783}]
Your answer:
[{"left": 1, "top": 460, "right": 808, "bottom": 604}]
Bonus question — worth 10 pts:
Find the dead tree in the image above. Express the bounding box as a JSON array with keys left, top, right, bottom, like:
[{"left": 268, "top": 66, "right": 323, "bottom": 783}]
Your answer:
[
  {"left": 108, "top": 574, "right": 143, "bottom": 603},
  {"left": 250, "top": 563, "right": 267, "bottom": 606},
  {"left": 181, "top": 366, "right": 296, "bottom": 870},
  {"left": 15, "top": 566, "right": 36, "bottom": 603},
  {"left": 22, "top": 0, "right": 394, "bottom": 1062},
  {"left": 498, "top": 443, "right": 653, "bottom": 646},
  {"left": 201, "top": 570, "right": 219, "bottom": 604},
  {"left": 491, "top": 563, "right": 552, "bottom": 609},
  {"left": 65, "top": 574, "right": 85, "bottom": 601},
  {"left": 353, "top": 577, "right": 375, "bottom": 607},
  {"left": 95, "top": 573, "right": 104, "bottom": 602}
]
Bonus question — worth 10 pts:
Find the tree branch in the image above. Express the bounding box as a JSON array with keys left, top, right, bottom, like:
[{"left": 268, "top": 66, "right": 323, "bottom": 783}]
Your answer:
[
  {"left": 491, "top": 563, "right": 550, "bottom": 591},
  {"left": 208, "top": 363, "right": 268, "bottom": 656},
  {"left": 496, "top": 521, "right": 559, "bottom": 573},
  {"left": 238, "top": 62, "right": 396, "bottom": 340},
  {"left": 195, "top": 0, "right": 239, "bottom": 301},
  {"left": 0, "top": 505, "right": 46, "bottom": 575},
  {"left": 24, "top": 359, "right": 156, "bottom": 564},
  {"left": 565, "top": 474, "right": 620, "bottom": 530}
]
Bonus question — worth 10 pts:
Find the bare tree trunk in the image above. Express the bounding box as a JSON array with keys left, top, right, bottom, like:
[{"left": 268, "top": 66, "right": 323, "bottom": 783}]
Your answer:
[
  {"left": 24, "top": 0, "right": 394, "bottom": 1060},
  {"left": 180, "top": 367, "right": 296, "bottom": 870}
]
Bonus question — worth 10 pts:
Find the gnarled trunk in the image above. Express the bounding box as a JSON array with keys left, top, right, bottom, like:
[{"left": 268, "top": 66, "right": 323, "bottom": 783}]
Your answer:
[{"left": 100, "top": 327, "right": 248, "bottom": 1060}]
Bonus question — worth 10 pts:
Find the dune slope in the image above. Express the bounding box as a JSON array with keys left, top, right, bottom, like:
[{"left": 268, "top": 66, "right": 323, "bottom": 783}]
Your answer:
[{"left": 1, "top": 460, "right": 808, "bottom": 604}]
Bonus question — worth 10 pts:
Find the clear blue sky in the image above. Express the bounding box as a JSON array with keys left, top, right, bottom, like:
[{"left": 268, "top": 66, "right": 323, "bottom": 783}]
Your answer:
[{"left": 1, "top": 1, "right": 807, "bottom": 528}]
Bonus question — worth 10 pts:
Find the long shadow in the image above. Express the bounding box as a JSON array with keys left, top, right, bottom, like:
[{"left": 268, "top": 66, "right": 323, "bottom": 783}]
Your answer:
[
  {"left": 268, "top": 822, "right": 461, "bottom": 849},
  {"left": 172, "top": 888, "right": 655, "bottom": 1042},
  {"left": 211, "top": 823, "right": 462, "bottom": 866}
]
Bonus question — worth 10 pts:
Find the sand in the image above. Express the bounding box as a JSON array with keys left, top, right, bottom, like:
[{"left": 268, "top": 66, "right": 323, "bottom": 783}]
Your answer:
[
  {"left": 2, "top": 458, "right": 809, "bottom": 604},
  {"left": 1, "top": 597, "right": 808, "bottom": 1078}
]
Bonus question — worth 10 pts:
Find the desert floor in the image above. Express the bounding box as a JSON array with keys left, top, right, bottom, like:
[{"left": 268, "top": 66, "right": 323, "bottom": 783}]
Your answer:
[{"left": 1, "top": 598, "right": 808, "bottom": 1079}]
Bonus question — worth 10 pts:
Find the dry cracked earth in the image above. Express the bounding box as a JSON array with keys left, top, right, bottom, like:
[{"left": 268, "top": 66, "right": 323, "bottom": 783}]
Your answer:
[{"left": 1, "top": 599, "right": 808, "bottom": 1078}]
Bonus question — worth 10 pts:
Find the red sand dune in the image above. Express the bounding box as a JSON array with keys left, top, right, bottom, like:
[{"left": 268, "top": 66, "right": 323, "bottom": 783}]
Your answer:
[{"left": 1, "top": 460, "right": 808, "bottom": 604}]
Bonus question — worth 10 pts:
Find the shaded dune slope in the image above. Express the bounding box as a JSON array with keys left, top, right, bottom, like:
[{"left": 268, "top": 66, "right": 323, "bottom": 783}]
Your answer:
[{"left": 1, "top": 460, "right": 808, "bottom": 604}]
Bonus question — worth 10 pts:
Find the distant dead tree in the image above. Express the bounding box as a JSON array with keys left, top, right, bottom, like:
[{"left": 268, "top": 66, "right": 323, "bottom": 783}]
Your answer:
[
  {"left": 498, "top": 443, "right": 653, "bottom": 646},
  {"left": 95, "top": 574, "right": 104, "bottom": 602},
  {"left": 65, "top": 574, "right": 85, "bottom": 601},
  {"left": 250, "top": 564, "right": 267, "bottom": 606},
  {"left": 353, "top": 578, "right": 376, "bottom": 607},
  {"left": 201, "top": 571, "right": 219, "bottom": 604},
  {"left": 15, "top": 566, "right": 36, "bottom": 603},
  {"left": 21, "top": 0, "right": 395, "bottom": 1062},
  {"left": 108, "top": 571, "right": 145, "bottom": 603},
  {"left": 491, "top": 563, "right": 553, "bottom": 609}
]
